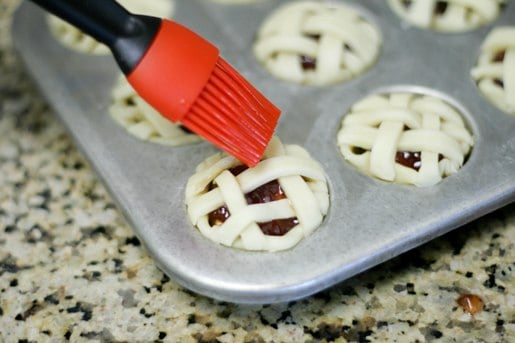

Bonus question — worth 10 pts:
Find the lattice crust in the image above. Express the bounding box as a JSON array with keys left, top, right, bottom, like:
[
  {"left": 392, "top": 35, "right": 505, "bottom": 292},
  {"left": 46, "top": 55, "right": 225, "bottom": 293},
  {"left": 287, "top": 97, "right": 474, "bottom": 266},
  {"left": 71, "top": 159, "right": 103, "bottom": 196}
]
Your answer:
[
  {"left": 253, "top": 1, "right": 381, "bottom": 86},
  {"left": 109, "top": 76, "right": 201, "bottom": 146},
  {"left": 388, "top": 0, "right": 505, "bottom": 32},
  {"left": 337, "top": 93, "right": 474, "bottom": 187},
  {"left": 47, "top": 0, "right": 175, "bottom": 54},
  {"left": 185, "top": 137, "right": 329, "bottom": 252},
  {"left": 471, "top": 27, "right": 515, "bottom": 115}
]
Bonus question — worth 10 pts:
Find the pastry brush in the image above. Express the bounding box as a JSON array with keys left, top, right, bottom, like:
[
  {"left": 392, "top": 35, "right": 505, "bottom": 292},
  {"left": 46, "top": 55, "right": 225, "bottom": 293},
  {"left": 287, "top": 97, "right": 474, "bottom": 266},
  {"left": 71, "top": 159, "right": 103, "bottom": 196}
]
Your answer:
[{"left": 29, "top": 0, "right": 280, "bottom": 166}]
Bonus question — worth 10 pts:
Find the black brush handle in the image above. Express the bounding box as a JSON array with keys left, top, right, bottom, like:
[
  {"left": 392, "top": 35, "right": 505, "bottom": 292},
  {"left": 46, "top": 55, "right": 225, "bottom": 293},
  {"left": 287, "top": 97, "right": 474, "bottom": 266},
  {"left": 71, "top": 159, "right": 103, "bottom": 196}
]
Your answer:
[{"left": 30, "top": 0, "right": 161, "bottom": 74}]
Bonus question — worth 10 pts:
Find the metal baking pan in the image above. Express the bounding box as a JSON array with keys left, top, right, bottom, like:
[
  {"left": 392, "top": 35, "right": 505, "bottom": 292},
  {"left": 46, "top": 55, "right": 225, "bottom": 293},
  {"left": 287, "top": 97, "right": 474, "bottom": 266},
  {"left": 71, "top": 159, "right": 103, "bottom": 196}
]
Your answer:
[{"left": 12, "top": 0, "right": 515, "bottom": 304}]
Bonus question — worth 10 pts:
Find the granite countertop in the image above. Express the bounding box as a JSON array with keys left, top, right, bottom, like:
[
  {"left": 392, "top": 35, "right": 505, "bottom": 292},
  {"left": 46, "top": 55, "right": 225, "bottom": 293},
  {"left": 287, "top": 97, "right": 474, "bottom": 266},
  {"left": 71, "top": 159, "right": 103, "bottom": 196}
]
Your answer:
[{"left": 1, "top": 1, "right": 514, "bottom": 342}]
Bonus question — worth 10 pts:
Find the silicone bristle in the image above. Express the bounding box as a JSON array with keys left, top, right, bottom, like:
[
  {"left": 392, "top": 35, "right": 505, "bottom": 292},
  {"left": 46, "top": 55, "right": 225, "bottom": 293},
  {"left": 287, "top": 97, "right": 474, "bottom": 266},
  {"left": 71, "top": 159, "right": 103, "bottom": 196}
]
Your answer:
[{"left": 181, "top": 58, "right": 280, "bottom": 166}]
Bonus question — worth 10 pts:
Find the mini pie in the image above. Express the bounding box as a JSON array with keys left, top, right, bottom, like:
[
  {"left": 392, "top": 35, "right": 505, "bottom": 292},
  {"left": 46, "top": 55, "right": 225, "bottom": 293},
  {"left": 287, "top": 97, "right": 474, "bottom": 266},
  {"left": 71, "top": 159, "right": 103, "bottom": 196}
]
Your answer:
[
  {"left": 471, "top": 26, "right": 515, "bottom": 115},
  {"left": 337, "top": 92, "right": 474, "bottom": 187},
  {"left": 253, "top": 1, "right": 381, "bottom": 86},
  {"left": 185, "top": 137, "right": 329, "bottom": 252},
  {"left": 47, "top": 0, "right": 174, "bottom": 54},
  {"left": 109, "top": 76, "right": 201, "bottom": 146},
  {"left": 388, "top": 0, "right": 505, "bottom": 32}
]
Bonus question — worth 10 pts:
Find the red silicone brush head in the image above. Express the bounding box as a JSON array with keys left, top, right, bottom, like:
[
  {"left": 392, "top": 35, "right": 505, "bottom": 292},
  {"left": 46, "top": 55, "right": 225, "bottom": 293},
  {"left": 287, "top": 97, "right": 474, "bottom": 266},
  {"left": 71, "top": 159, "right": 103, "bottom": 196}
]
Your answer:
[
  {"left": 127, "top": 19, "right": 280, "bottom": 166},
  {"left": 181, "top": 58, "right": 280, "bottom": 166}
]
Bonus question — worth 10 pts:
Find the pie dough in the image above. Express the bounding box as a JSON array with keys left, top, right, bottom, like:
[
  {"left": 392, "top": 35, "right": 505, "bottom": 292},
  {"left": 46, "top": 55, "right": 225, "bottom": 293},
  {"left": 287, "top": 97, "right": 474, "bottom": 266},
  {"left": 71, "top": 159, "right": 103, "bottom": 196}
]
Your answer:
[
  {"left": 185, "top": 137, "right": 329, "bottom": 252},
  {"left": 388, "top": 0, "right": 505, "bottom": 32},
  {"left": 47, "top": 0, "right": 175, "bottom": 54},
  {"left": 109, "top": 76, "right": 201, "bottom": 146},
  {"left": 337, "top": 92, "right": 474, "bottom": 187},
  {"left": 471, "top": 26, "right": 515, "bottom": 115},
  {"left": 253, "top": 1, "right": 381, "bottom": 86}
]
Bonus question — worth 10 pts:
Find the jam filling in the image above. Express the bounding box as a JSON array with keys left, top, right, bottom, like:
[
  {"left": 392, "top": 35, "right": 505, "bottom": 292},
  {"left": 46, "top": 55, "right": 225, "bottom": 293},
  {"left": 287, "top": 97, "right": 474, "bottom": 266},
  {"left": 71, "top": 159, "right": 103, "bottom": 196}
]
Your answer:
[
  {"left": 434, "top": 1, "right": 448, "bottom": 15},
  {"left": 494, "top": 79, "right": 504, "bottom": 88},
  {"left": 493, "top": 50, "right": 505, "bottom": 62},
  {"left": 401, "top": 0, "right": 447, "bottom": 15},
  {"left": 299, "top": 35, "right": 353, "bottom": 70},
  {"left": 209, "top": 206, "right": 231, "bottom": 226},
  {"left": 300, "top": 55, "right": 317, "bottom": 70},
  {"left": 300, "top": 34, "right": 320, "bottom": 70},
  {"left": 208, "top": 166, "right": 299, "bottom": 236},
  {"left": 493, "top": 50, "right": 506, "bottom": 87},
  {"left": 395, "top": 151, "right": 444, "bottom": 171},
  {"left": 352, "top": 146, "right": 367, "bottom": 155},
  {"left": 401, "top": 0, "right": 412, "bottom": 8},
  {"left": 179, "top": 125, "right": 193, "bottom": 134},
  {"left": 125, "top": 97, "right": 136, "bottom": 106},
  {"left": 395, "top": 151, "right": 422, "bottom": 171}
]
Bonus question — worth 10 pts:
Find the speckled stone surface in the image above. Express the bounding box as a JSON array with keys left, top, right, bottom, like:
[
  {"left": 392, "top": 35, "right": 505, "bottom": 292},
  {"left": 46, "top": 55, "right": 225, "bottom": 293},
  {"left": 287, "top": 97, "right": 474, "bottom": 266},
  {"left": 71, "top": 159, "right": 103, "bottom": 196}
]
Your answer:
[{"left": 1, "top": 1, "right": 514, "bottom": 342}]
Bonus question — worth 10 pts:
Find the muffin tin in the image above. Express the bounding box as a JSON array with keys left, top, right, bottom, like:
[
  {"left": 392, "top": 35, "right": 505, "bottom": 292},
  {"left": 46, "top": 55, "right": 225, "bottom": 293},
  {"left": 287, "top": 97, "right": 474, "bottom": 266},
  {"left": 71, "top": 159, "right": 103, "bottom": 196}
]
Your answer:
[{"left": 12, "top": 0, "right": 515, "bottom": 304}]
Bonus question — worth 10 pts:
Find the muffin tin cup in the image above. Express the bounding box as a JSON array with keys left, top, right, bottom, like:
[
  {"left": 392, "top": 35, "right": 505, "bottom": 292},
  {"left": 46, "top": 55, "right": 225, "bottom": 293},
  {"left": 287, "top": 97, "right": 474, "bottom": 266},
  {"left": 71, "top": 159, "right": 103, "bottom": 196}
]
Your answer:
[{"left": 12, "top": 0, "right": 515, "bottom": 304}]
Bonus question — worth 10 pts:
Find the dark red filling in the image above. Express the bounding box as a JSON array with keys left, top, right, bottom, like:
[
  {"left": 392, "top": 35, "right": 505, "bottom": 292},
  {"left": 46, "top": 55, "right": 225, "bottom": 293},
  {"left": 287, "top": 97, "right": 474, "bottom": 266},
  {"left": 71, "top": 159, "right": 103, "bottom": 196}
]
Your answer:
[
  {"left": 300, "top": 55, "right": 317, "bottom": 70},
  {"left": 179, "top": 125, "right": 193, "bottom": 134},
  {"left": 209, "top": 206, "right": 231, "bottom": 226},
  {"left": 434, "top": 1, "right": 448, "bottom": 15},
  {"left": 395, "top": 151, "right": 422, "bottom": 171},
  {"left": 395, "top": 152, "right": 444, "bottom": 171},
  {"left": 401, "top": 0, "right": 447, "bottom": 15},
  {"left": 351, "top": 147, "right": 423, "bottom": 170},
  {"left": 494, "top": 79, "right": 504, "bottom": 87},
  {"left": 493, "top": 50, "right": 505, "bottom": 62},
  {"left": 208, "top": 166, "right": 298, "bottom": 236},
  {"left": 300, "top": 34, "right": 320, "bottom": 70},
  {"left": 125, "top": 97, "right": 136, "bottom": 106},
  {"left": 298, "top": 35, "right": 354, "bottom": 71},
  {"left": 401, "top": 0, "right": 412, "bottom": 8},
  {"left": 352, "top": 146, "right": 367, "bottom": 155},
  {"left": 493, "top": 50, "right": 506, "bottom": 88}
]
